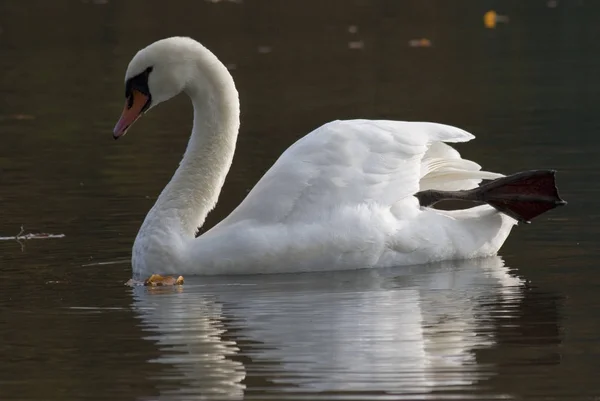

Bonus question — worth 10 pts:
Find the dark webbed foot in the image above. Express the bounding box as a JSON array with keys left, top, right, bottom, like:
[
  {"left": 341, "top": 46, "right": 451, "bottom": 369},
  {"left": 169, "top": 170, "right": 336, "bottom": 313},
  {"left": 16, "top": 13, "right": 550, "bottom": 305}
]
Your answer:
[{"left": 415, "top": 170, "right": 567, "bottom": 223}]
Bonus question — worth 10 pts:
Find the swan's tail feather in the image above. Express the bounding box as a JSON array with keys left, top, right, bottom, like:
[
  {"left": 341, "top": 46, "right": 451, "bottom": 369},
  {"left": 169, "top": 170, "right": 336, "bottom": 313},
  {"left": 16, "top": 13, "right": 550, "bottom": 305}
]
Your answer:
[
  {"left": 420, "top": 156, "right": 503, "bottom": 191},
  {"left": 415, "top": 170, "right": 567, "bottom": 223}
]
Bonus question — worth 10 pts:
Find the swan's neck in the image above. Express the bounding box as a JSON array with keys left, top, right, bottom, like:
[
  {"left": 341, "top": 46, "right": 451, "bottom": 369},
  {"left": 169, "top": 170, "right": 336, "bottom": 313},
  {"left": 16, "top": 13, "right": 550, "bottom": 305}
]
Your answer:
[{"left": 134, "top": 52, "right": 239, "bottom": 268}]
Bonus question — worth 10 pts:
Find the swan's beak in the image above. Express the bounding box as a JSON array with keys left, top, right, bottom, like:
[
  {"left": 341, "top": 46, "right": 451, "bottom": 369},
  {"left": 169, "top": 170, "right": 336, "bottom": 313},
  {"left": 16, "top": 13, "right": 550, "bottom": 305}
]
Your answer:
[{"left": 113, "top": 90, "right": 150, "bottom": 139}]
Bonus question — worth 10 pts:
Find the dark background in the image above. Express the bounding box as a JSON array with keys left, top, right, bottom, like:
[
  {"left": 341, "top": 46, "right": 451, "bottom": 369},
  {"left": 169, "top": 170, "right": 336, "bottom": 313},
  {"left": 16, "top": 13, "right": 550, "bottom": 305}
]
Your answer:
[{"left": 0, "top": 1, "right": 598, "bottom": 400}]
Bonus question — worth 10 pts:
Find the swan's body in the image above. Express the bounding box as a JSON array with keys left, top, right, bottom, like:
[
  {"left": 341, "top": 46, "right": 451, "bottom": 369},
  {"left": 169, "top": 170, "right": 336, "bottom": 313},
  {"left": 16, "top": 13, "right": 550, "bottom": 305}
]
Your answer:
[
  {"left": 164, "top": 120, "right": 517, "bottom": 276},
  {"left": 114, "top": 37, "right": 528, "bottom": 277}
]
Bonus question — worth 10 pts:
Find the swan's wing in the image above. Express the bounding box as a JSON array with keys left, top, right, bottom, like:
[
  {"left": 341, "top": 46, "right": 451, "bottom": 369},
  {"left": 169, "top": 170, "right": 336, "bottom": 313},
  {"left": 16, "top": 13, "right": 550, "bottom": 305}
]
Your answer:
[{"left": 217, "top": 120, "right": 497, "bottom": 226}]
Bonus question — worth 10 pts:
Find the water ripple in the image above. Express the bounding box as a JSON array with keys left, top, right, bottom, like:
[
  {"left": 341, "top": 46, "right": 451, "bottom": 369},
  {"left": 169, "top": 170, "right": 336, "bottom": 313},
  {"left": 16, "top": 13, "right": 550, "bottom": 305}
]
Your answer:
[{"left": 129, "top": 257, "right": 558, "bottom": 400}]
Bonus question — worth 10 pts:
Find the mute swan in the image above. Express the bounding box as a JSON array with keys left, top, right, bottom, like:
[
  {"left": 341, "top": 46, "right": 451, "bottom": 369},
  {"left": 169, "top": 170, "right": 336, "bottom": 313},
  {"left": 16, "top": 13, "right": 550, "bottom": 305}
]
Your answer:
[{"left": 113, "top": 37, "right": 565, "bottom": 277}]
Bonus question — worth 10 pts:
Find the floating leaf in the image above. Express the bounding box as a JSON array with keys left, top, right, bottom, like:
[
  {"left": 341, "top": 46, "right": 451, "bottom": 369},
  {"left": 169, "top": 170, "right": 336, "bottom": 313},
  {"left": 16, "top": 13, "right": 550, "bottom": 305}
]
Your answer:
[
  {"left": 408, "top": 38, "right": 432, "bottom": 48},
  {"left": 484, "top": 10, "right": 509, "bottom": 29},
  {"left": 125, "top": 274, "right": 184, "bottom": 287}
]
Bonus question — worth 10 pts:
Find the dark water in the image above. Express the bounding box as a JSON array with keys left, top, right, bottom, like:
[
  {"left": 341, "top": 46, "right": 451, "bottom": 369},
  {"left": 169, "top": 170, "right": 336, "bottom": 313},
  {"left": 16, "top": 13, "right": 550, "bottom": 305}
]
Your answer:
[{"left": 0, "top": 0, "right": 598, "bottom": 400}]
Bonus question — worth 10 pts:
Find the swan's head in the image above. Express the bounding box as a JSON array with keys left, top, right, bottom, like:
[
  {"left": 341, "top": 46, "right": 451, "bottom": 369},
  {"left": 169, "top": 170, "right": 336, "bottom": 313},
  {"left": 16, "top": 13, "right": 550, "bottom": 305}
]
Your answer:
[{"left": 113, "top": 37, "right": 200, "bottom": 139}]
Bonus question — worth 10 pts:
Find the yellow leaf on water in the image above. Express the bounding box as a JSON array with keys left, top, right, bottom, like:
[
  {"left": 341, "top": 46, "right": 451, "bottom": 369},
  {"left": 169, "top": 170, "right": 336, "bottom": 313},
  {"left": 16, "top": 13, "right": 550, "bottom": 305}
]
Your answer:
[
  {"left": 144, "top": 274, "right": 184, "bottom": 286},
  {"left": 484, "top": 10, "right": 497, "bottom": 29},
  {"left": 124, "top": 275, "right": 184, "bottom": 287}
]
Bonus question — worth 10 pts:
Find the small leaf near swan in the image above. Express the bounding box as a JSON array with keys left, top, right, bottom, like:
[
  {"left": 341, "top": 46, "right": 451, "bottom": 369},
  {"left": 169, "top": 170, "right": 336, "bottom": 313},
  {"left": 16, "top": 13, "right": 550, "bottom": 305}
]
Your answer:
[{"left": 125, "top": 274, "right": 184, "bottom": 287}]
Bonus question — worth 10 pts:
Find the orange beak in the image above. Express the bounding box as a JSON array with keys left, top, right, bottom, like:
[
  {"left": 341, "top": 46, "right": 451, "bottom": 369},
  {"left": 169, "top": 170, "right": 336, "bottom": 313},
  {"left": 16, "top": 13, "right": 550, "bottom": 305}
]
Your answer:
[{"left": 113, "top": 89, "right": 150, "bottom": 139}]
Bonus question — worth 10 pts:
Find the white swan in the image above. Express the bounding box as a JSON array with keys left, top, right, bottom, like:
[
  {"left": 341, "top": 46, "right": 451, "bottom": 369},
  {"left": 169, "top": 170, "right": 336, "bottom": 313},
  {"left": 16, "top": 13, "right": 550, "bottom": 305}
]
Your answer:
[{"left": 113, "top": 37, "right": 565, "bottom": 277}]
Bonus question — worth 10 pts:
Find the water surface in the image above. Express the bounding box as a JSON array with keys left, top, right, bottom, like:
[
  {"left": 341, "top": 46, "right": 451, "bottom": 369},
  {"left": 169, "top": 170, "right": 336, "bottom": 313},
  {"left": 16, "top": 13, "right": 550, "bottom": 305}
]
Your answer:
[{"left": 0, "top": 1, "right": 598, "bottom": 400}]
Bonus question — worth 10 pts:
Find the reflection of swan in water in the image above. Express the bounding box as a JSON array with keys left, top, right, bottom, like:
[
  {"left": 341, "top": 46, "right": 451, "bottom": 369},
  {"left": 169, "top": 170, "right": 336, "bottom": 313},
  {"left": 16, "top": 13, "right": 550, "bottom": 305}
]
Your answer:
[
  {"left": 131, "top": 257, "right": 529, "bottom": 399},
  {"left": 133, "top": 289, "right": 246, "bottom": 399}
]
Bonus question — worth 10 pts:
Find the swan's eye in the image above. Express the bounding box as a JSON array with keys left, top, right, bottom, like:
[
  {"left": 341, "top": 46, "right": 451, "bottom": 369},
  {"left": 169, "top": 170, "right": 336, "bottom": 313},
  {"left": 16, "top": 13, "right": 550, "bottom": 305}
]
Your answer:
[{"left": 124, "top": 66, "right": 154, "bottom": 110}]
